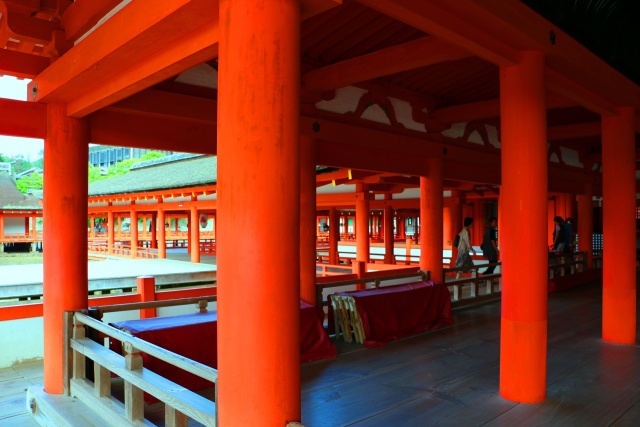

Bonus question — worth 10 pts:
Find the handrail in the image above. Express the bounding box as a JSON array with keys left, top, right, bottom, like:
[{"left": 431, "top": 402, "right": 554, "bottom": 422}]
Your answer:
[
  {"left": 74, "top": 311, "right": 217, "bottom": 383},
  {"left": 68, "top": 310, "right": 217, "bottom": 426},
  {"left": 89, "top": 295, "right": 217, "bottom": 315},
  {"left": 315, "top": 269, "right": 428, "bottom": 309}
]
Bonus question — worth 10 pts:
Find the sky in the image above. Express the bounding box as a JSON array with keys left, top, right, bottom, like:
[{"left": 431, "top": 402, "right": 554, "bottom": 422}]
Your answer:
[{"left": 0, "top": 76, "right": 44, "bottom": 161}]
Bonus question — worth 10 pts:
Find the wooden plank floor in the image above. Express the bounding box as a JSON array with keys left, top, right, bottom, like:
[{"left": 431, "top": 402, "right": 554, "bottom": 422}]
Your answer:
[
  {"left": 301, "top": 281, "right": 640, "bottom": 427},
  {"left": 3, "top": 281, "right": 639, "bottom": 426}
]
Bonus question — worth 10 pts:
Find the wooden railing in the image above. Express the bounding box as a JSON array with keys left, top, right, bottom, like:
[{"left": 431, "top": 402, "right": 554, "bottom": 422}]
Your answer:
[
  {"left": 315, "top": 267, "right": 427, "bottom": 310},
  {"left": 0, "top": 232, "right": 42, "bottom": 242},
  {"left": 443, "top": 262, "right": 503, "bottom": 308},
  {"left": 66, "top": 303, "right": 218, "bottom": 426},
  {"left": 87, "top": 242, "right": 159, "bottom": 259},
  {"left": 547, "top": 251, "right": 588, "bottom": 277}
]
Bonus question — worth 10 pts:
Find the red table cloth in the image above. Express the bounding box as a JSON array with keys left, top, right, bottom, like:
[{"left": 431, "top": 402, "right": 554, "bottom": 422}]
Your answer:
[
  {"left": 110, "top": 300, "right": 336, "bottom": 401},
  {"left": 329, "top": 280, "right": 454, "bottom": 348}
]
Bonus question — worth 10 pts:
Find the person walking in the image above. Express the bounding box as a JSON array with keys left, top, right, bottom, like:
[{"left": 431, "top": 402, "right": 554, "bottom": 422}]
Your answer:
[
  {"left": 482, "top": 216, "right": 499, "bottom": 275},
  {"left": 553, "top": 216, "right": 568, "bottom": 255},
  {"left": 455, "top": 217, "right": 476, "bottom": 279}
]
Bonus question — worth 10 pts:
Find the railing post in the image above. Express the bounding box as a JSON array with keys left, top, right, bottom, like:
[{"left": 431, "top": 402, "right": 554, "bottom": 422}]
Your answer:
[
  {"left": 316, "top": 284, "right": 324, "bottom": 311},
  {"left": 72, "top": 315, "right": 86, "bottom": 382},
  {"left": 138, "top": 276, "right": 157, "bottom": 319},
  {"left": 124, "top": 342, "right": 144, "bottom": 422},
  {"left": 166, "top": 407, "right": 188, "bottom": 427},
  {"left": 353, "top": 260, "right": 366, "bottom": 290}
]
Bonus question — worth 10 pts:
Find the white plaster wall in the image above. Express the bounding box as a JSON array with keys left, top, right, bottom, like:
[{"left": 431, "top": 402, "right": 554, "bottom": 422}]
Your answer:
[
  {"left": 0, "top": 316, "right": 44, "bottom": 367},
  {"left": 4, "top": 216, "right": 27, "bottom": 234}
]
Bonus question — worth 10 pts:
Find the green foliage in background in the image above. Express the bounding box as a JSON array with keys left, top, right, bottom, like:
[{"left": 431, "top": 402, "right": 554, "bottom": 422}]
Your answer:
[
  {"left": 88, "top": 151, "right": 166, "bottom": 183},
  {"left": 16, "top": 172, "right": 43, "bottom": 193}
]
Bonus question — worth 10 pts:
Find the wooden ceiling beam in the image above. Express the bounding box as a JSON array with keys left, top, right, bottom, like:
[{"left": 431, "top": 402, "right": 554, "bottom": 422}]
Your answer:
[
  {"left": 0, "top": 49, "right": 49, "bottom": 79},
  {"left": 106, "top": 89, "right": 217, "bottom": 124},
  {"left": 431, "top": 93, "right": 574, "bottom": 124},
  {"left": 545, "top": 69, "right": 619, "bottom": 117},
  {"left": 357, "top": 0, "right": 520, "bottom": 66},
  {"left": 0, "top": 98, "right": 47, "bottom": 139},
  {"left": 547, "top": 122, "right": 601, "bottom": 142},
  {"left": 29, "top": 0, "right": 219, "bottom": 117},
  {"left": 90, "top": 110, "right": 216, "bottom": 154},
  {"left": 302, "top": 36, "right": 472, "bottom": 92},
  {"left": 60, "top": 0, "right": 123, "bottom": 43}
]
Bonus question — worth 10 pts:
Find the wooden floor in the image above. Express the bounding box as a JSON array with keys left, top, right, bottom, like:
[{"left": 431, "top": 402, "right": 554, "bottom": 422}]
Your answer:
[
  {"left": 301, "top": 281, "right": 640, "bottom": 427},
  {"left": 2, "top": 280, "right": 640, "bottom": 426}
]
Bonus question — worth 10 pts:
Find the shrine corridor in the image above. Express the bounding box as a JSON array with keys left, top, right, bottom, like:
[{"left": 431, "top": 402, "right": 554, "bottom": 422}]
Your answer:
[{"left": 1, "top": 280, "right": 639, "bottom": 426}]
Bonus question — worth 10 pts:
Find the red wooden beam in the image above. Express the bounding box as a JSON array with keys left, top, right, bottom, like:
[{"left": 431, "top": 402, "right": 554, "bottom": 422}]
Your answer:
[
  {"left": 90, "top": 110, "right": 216, "bottom": 154},
  {"left": 358, "top": 0, "right": 520, "bottom": 66},
  {"left": 547, "top": 122, "right": 601, "bottom": 141},
  {"left": 0, "top": 49, "right": 49, "bottom": 79},
  {"left": 302, "top": 36, "right": 472, "bottom": 92},
  {"left": 60, "top": 0, "right": 123, "bottom": 43},
  {"left": 0, "top": 98, "right": 47, "bottom": 138},
  {"left": 29, "top": 0, "right": 219, "bottom": 117},
  {"left": 431, "top": 93, "right": 574, "bottom": 124},
  {"left": 106, "top": 89, "right": 217, "bottom": 124}
]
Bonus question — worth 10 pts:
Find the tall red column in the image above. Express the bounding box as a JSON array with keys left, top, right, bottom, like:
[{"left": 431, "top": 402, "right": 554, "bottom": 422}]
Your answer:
[
  {"left": 158, "top": 208, "right": 166, "bottom": 259},
  {"left": 190, "top": 206, "right": 200, "bottom": 263},
  {"left": 300, "top": 135, "right": 316, "bottom": 304},
  {"left": 577, "top": 183, "right": 593, "bottom": 269},
  {"left": 150, "top": 213, "right": 157, "bottom": 249},
  {"left": 43, "top": 103, "right": 88, "bottom": 393},
  {"left": 130, "top": 209, "right": 138, "bottom": 258},
  {"left": 328, "top": 207, "right": 339, "bottom": 265},
  {"left": 107, "top": 208, "right": 114, "bottom": 254},
  {"left": 420, "top": 156, "right": 444, "bottom": 282},
  {"left": 356, "top": 185, "right": 371, "bottom": 264},
  {"left": 449, "top": 191, "right": 462, "bottom": 265},
  {"left": 473, "top": 200, "right": 485, "bottom": 244},
  {"left": 499, "top": 51, "right": 548, "bottom": 403},
  {"left": 384, "top": 203, "right": 394, "bottom": 264},
  {"left": 602, "top": 107, "right": 636, "bottom": 344},
  {"left": 218, "top": 0, "right": 301, "bottom": 424}
]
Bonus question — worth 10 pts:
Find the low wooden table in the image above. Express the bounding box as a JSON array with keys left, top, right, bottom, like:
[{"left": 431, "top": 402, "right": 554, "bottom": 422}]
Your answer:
[{"left": 329, "top": 281, "right": 454, "bottom": 348}]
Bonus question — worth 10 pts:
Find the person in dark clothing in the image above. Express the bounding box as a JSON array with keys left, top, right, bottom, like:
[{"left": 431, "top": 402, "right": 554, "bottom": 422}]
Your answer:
[
  {"left": 482, "top": 217, "right": 499, "bottom": 275},
  {"left": 553, "top": 216, "right": 568, "bottom": 254}
]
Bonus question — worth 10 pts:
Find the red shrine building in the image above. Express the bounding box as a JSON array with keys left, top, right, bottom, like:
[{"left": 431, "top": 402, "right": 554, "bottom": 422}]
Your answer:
[{"left": 0, "top": 0, "right": 638, "bottom": 426}]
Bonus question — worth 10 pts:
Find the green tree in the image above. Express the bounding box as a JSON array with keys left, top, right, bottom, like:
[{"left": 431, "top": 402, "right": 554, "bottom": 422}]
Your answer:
[
  {"left": 12, "top": 158, "right": 33, "bottom": 174},
  {"left": 16, "top": 172, "right": 43, "bottom": 194},
  {"left": 88, "top": 163, "right": 105, "bottom": 183}
]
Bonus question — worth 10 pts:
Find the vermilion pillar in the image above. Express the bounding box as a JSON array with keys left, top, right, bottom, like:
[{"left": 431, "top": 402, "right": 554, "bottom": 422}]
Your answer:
[
  {"left": 384, "top": 203, "right": 394, "bottom": 264},
  {"left": 449, "top": 191, "right": 462, "bottom": 265},
  {"left": 89, "top": 216, "right": 95, "bottom": 238},
  {"left": 300, "top": 135, "right": 316, "bottom": 304},
  {"left": 43, "top": 103, "right": 88, "bottom": 393},
  {"left": 499, "top": 51, "right": 548, "bottom": 403},
  {"left": 130, "top": 209, "right": 138, "bottom": 258},
  {"left": 158, "top": 209, "right": 166, "bottom": 259},
  {"left": 107, "top": 208, "right": 114, "bottom": 254},
  {"left": 473, "top": 201, "right": 485, "bottom": 244},
  {"left": 328, "top": 207, "right": 339, "bottom": 265},
  {"left": 420, "top": 156, "right": 444, "bottom": 282},
  {"left": 602, "top": 107, "right": 636, "bottom": 344},
  {"left": 190, "top": 206, "right": 200, "bottom": 263},
  {"left": 150, "top": 213, "right": 157, "bottom": 249},
  {"left": 577, "top": 183, "right": 593, "bottom": 269},
  {"left": 356, "top": 185, "right": 371, "bottom": 264},
  {"left": 218, "top": 0, "right": 301, "bottom": 424}
]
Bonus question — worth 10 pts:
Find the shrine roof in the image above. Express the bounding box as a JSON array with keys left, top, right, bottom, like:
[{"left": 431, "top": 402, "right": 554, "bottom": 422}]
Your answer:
[
  {"left": 0, "top": 173, "right": 42, "bottom": 210},
  {"left": 88, "top": 154, "right": 216, "bottom": 196}
]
